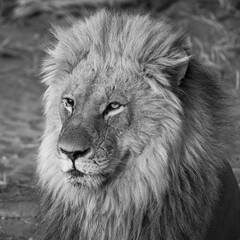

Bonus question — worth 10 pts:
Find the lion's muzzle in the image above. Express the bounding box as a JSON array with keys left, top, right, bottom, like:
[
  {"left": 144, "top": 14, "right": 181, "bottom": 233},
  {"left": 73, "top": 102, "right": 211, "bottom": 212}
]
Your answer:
[
  {"left": 57, "top": 113, "right": 113, "bottom": 178},
  {"left": 57, "top": 114, "right": 96, "bottom": 174},
  {"left": 58, "top": 126, "right": 94, "bottom": 162}
]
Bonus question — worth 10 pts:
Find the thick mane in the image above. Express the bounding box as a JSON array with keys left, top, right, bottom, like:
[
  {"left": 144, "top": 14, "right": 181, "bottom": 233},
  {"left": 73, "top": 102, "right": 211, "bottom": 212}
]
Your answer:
[
  {"left": 41, "top": 10, "right": 189, "bottom": 87},
  {"left": 159, "top": 60, "right": 230, "bottom": 240},
  {"left": 37, "top": 10, "right": 233, "bottom": 240}
]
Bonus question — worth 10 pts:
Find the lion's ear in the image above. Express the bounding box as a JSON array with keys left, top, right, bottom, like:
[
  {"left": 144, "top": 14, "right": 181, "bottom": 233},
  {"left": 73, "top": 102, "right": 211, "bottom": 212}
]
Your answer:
[
  {"left": 143, "top": 36, "right": 191, "bottom": 88},
  {"left": 167, "top": 37, "right": 192, "bottom": 86},
  {"left": 173, "top": 49, "right": 190, "bottom": 86}
]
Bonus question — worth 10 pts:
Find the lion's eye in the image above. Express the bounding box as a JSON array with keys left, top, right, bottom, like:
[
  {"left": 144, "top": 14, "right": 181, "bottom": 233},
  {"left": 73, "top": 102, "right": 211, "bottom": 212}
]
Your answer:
[
  {"left": 62, "top": 97, "right": 74, "bottom": 113},
  {"left": 104, "top": 101, "right": 124, "bottom": 118},
  {"left": 108, "top": 102, "right": 121, "bottom": 110}
]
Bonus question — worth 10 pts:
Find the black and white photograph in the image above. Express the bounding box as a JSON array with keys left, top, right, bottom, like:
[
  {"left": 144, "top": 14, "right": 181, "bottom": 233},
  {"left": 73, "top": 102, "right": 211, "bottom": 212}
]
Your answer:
[{"left": 0, "top": 0, "right": 240, "bottom": 239}]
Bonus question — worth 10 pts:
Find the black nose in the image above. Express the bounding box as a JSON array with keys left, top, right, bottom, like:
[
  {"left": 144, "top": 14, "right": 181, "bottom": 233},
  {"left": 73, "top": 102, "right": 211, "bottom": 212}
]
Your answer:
[{"left": 59, "top": 147, "right": 92, "bottom": 161}]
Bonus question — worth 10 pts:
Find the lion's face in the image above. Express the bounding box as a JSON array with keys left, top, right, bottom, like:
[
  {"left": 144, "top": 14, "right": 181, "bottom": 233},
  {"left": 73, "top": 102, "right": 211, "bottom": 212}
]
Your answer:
[
  {"left": 48, "top": 58, "right": 162, "bottom": 188},
  {"left": 56, "top": 62, "right": 134, "bottom": 188}
]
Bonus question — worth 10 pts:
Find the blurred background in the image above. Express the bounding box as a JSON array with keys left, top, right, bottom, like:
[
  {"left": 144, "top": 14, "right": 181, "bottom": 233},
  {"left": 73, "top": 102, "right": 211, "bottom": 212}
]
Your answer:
[{"left": 0, "top": 0, "right": 240, "bottom": 239}]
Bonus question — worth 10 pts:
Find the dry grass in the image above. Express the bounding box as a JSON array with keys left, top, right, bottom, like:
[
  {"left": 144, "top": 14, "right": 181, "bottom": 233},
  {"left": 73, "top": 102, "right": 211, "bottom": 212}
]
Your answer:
[
  {"left": 0, "top": 173, "right": 7, "bottom": 186},
  {"left": 180, "top": 7, "right": 240, "bottom": 90},
  {"left": 13, "top": 0, "right": 136, "bottom": 18}
]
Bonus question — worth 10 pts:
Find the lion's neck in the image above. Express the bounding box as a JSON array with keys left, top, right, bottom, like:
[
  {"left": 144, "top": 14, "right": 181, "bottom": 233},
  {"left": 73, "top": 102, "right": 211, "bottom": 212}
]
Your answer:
[{"left": 38, "top": 182, "right": 163, "bottom": 240}]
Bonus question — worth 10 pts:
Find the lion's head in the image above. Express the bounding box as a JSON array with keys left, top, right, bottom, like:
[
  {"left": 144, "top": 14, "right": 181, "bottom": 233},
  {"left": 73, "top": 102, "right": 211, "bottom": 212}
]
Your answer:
[
  {"left": 37, "top": 10, "right": 237, "bottom": 240},
  {"left": 38, "top": 10, "right": 189, "bottom": 192}
]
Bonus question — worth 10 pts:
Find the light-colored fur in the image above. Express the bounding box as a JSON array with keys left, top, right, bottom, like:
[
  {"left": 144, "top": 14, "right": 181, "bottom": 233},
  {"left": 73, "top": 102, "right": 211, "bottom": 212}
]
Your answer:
[{"left": 37, "top": 10, "right": 231, "bottom": 240}]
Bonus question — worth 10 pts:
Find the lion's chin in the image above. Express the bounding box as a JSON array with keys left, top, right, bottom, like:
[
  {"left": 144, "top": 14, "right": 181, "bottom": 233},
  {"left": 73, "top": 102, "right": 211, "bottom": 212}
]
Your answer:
[{"left": 66, "top": 169, "right": 107, "bottom": 189}]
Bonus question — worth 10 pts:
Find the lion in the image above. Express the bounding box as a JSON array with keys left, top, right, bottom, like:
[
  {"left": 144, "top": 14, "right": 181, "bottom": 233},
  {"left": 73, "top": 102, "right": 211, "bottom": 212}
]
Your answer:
[{"left": 37, "top": 10, "right": 240, "bottom": 240}]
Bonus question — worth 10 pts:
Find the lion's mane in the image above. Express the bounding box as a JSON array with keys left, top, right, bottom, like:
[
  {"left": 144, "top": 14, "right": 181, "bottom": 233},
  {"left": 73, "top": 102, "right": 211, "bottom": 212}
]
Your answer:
[{"left": 37, "top": 10, "right": 236, "bottom": 240}]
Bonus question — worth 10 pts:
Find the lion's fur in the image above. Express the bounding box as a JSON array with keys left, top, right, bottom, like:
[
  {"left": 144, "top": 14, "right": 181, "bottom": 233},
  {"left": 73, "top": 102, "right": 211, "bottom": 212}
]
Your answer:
[{"left": 37, "top": 10, "right": 236, "bottom": 240}]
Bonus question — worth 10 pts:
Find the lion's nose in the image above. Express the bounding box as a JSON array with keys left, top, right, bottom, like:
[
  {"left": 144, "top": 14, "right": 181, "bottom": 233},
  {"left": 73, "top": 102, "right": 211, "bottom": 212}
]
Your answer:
[
  {"left": 59, "top": 147, "right": 93, "bottom": 161},
  {"left": 58, "top": 123, "right": 94, "bottom": 161}
]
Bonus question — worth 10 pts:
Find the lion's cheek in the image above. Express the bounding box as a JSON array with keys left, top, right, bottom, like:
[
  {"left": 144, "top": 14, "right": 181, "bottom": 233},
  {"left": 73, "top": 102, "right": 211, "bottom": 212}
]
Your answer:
[{"left": 108, "top": 109, "right": 132, "bottom": 136}]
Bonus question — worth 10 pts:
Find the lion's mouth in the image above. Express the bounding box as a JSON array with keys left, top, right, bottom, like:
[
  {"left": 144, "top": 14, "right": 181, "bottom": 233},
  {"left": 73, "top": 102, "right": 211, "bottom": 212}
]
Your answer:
[
  {"left": 64, "top": 150, "right": 131, "bottom": 188},
  {"left": 66, "top": 168, "right": 109, "bottom": 188}
]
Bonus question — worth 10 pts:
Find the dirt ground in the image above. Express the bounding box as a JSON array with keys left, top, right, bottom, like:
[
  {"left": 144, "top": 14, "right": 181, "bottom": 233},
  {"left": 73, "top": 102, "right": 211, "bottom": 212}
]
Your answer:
[{"left": 0, "top": 5, "right": 240, "bottom": 240}]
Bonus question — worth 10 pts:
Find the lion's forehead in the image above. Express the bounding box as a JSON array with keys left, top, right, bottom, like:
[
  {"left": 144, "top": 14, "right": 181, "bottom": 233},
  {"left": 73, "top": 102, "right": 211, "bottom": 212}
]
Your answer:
[{"left": 62, "top": 60, "right": 136, "bottom": 106}]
